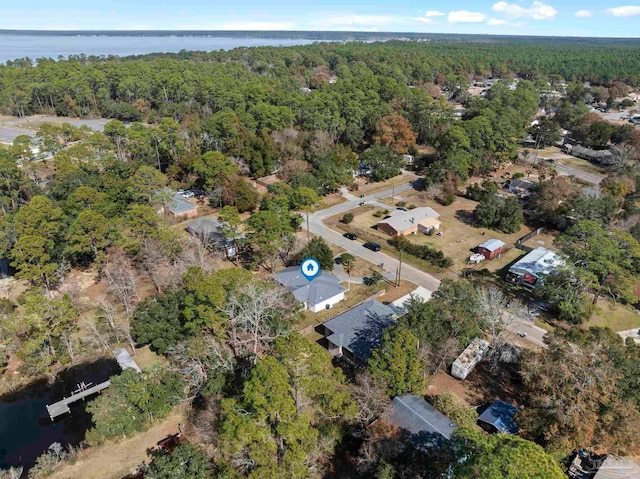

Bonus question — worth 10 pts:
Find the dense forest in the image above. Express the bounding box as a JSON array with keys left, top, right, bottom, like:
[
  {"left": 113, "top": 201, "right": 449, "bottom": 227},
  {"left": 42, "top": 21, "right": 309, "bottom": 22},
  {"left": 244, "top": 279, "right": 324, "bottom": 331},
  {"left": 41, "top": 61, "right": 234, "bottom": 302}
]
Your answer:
[{"left": 1, "top": 38, "right": 640, "bottom": 478}]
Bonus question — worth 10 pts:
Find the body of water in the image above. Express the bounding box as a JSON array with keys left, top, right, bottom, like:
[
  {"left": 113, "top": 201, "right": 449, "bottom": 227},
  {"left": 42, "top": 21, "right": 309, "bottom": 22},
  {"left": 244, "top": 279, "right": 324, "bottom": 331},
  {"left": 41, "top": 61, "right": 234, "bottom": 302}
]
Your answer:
[
  {"left": 0, "top": 34, "right": 317, "bottom": 64},
  {"left": 0, "top": 358, "right": 121, "bottom": 473}
]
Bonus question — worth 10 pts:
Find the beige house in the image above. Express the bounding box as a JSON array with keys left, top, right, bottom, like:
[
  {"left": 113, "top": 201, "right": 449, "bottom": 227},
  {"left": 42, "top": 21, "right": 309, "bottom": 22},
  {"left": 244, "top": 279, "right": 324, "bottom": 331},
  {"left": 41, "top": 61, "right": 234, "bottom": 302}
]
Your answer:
[{"left": 377, "top": 207, "right": 440, "bottom": 237}]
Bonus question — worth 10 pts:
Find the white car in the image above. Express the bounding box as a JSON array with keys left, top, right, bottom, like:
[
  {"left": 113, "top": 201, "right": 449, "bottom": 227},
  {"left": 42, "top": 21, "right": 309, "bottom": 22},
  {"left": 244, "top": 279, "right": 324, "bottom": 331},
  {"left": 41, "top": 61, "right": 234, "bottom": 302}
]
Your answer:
[{"left": 468, "top": 253, "right": 485, "bottom": 264}]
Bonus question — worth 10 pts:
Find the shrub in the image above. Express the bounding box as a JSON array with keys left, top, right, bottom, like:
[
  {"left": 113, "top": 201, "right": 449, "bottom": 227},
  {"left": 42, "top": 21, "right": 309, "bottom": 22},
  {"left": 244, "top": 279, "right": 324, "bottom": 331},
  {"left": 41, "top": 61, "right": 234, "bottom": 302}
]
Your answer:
[
  {"left": 341, "top": 213, "right": 354, "bottom": 224},
  {"left": 373, "top": 210, "right": 383, "bottom": 218},
  {"left": 391, "top": 238, "right": 453, "bottom": 268},
  {"left": 512, "top": 172, "right": 525, "bottom": 180},
  {"left": 407, "top": 203, "right": 417, "bottom": 210},
  {"left": 396, "top": 201, "right": 407, "bottom": 207}
]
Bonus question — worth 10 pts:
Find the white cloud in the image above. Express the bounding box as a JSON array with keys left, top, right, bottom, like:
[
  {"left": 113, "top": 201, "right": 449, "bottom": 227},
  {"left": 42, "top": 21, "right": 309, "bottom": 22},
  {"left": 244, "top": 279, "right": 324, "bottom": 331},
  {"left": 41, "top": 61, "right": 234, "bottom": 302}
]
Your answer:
[
  {"left": 487, "top": 18, "right": 508, "bottom": 25},
  {"left": 574, "top": 9, "right": 592, "bottom": 17},
  {"left": 412, "top": 17, "right": 437, "bottom": 24},
  {"left": 424, "top": 10, "right": 446, "bottom": 17},
  {"left": 492, "top": 1, "right": 557, "bottom": 20},
  {"left": 606, "top": 5, "right": 640, "bottom": 16},
  {"left": 448, "top": 10, "right": 488, "bottom": 23},
  {"left": 222, "top": 21, "right": 298, "bottom": 30}
]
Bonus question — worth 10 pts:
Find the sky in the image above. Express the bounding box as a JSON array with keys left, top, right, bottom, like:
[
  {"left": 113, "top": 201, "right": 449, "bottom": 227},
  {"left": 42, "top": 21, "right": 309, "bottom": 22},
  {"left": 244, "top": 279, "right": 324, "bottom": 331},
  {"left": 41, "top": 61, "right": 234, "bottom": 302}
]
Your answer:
[{"left": 2, "top": 0, "right": 640, "bottom": 37}]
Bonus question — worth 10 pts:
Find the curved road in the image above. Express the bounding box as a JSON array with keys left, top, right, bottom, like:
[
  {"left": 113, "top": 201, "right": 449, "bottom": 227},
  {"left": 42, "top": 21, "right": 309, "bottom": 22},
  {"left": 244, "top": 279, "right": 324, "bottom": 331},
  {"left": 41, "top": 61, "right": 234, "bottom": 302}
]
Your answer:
[{"left": 305, "top": 179, "right": 441, "bottom": 293}]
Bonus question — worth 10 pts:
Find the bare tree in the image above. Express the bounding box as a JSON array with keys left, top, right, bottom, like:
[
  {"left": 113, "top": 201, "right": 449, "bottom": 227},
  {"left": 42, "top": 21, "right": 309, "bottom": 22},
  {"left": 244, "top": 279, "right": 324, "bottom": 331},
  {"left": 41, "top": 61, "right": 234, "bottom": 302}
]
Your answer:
[
  {"left": 84, "top": 317, "right": 111, "bottom": 351},
  {"left": 168, "top": 336, "right": 235, "bottom": 396},
  {"left": 103, "top": 250, "right": 139, "bottom": 318},
  {"left": 476, "top": 287, "right": 520, "bottom": 347},
  {"left": 136, "top": 237, "right": 169, "bottom": 294},
  {"left": 224, "top": 283, "right": 295, "bottom": 358},
  {"left": 352, "top": 371, "right": 391, "bottom": 426}
]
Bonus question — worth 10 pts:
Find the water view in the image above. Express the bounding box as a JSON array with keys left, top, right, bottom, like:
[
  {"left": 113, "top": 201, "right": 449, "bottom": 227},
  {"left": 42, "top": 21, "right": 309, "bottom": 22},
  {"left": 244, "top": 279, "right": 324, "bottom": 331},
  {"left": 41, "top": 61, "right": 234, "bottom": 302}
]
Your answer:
[
  {"left": 0, "top": 33, "right": 317, "bottom": 64},
  {"left": 0, "top": 359, "right": 120, "bottom": 472}
]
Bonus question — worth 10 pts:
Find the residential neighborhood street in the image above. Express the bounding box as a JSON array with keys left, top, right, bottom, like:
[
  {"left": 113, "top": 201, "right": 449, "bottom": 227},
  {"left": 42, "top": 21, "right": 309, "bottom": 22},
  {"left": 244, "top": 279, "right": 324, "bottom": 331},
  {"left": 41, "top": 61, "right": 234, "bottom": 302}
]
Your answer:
[
  {"left": 521, "top": 152, "right": 605, "bottom": 185},
  {"left": 305, "top": 177, "right": 549, "bottom": 348},
  {"left": 304, "top": 178, "right": 441, "bottom": 293}
]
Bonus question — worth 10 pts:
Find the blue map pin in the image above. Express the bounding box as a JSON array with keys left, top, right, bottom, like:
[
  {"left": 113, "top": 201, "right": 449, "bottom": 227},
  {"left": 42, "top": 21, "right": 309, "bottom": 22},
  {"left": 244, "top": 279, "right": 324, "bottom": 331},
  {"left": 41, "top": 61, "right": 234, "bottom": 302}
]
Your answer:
[{"left": 300, "top": 257, "right": 321, "bottom": 282}]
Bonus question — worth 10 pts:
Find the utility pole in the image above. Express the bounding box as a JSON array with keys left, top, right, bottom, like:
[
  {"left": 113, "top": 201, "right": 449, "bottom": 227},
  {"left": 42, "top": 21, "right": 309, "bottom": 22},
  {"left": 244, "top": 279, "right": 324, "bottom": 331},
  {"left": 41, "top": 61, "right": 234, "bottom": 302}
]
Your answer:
[
  {"left": 306, "top": 209, "right": 310, "bottom": 243},
  {"left": 396, "top": 246, "right": 403, "bottom": 287},
  {"left": 392, "top": 184, "right": 395, "bottom": 205}
]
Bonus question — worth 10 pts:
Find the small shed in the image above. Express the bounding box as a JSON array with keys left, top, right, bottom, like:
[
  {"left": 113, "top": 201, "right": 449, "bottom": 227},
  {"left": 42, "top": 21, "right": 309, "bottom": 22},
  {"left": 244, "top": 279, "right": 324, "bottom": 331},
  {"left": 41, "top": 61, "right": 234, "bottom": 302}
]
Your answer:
[
  {"left": 478, "top": 400, "right": 519, "bottom": 434},
  {"left": 477, "top": 239, "right": 505, "bottom": 260}
]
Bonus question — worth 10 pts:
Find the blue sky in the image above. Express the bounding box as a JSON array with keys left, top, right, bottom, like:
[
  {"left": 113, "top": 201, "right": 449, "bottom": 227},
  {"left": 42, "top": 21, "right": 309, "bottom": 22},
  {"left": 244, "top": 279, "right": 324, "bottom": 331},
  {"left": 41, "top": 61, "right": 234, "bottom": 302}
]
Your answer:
[{"left": 2, "top": 1, "right": 640, "bottom": 37}]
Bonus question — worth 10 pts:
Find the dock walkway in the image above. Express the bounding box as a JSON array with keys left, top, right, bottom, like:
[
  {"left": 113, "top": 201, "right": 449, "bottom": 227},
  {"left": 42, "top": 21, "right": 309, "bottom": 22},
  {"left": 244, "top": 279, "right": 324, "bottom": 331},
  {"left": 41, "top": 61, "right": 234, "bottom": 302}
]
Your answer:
[{"left": 45, "top": 348, "right": 141, "bottom": 420}]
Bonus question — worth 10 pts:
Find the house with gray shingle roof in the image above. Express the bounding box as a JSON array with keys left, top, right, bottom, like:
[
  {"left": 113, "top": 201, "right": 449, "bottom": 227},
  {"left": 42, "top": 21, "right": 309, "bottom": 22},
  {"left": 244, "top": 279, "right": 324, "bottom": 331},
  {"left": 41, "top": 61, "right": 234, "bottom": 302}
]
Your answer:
[
  {"left": 274, "top": 266, "right": 346, "bottom": 313},
  {"left": 388, "top": 395, "right": 458, "bottom": 450},
  {"left": 321, "top": 299, "right": 396, "bottom": 363},
  {"left": 167, "top": 193, "right": 197, "bottom": 218}
]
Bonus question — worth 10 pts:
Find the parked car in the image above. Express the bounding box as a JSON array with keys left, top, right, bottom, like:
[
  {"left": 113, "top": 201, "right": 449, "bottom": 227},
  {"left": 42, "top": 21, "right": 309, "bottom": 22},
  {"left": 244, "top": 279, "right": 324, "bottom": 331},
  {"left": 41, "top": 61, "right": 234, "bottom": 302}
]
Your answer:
[
  {"left": 343, "top": 232, "right": 357, "bottom": 240},
  {"left": 363, "top": 242, "right": 381, "bottom": 252},
  {"left": 396, "top": 207, "right": 407, "bottom": 211}
]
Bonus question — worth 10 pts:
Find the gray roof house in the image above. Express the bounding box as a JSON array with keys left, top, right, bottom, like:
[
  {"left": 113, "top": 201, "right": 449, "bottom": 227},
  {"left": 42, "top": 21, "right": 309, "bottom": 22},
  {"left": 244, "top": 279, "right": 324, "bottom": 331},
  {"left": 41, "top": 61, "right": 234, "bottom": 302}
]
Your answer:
[
  {"left": 478, "top": 400, "right": 519, "bottom": 434},
  {"left": 322, "top": 299, "right": 396, "bottom": 362},
  {"left": 185, "top": 217, "right": 224, "bottom": 244},
  {"left": 566, "top": 144, "right": 614, "bottom": 164},
  {"left": 389, "top": 395, "right": 459, "bottom": 449},
  {"left": 508, "top": 179, "right": 536, "bottom": 196},
  {"left": 274, "top": 266, "right": 346, "bottom": 314},
  {"left": 168, "top": 193, "right": 197, "bottom": 218}
]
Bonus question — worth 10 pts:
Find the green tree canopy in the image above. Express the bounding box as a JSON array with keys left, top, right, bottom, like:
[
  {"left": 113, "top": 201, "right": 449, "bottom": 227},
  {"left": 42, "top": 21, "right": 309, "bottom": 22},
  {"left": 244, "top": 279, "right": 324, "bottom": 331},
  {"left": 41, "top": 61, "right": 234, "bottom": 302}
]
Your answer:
[{"left": 368, "top": 326, "right": 424, "bottom": 397}]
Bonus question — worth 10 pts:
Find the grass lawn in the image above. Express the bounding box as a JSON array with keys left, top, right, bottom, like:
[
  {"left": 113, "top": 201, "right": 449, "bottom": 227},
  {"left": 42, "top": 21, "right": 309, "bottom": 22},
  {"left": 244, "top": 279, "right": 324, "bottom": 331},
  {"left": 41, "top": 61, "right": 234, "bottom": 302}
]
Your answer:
[
  {"left": 396, "top": 195, "right": 536, "bottom": 272},
  {"left": 297, "top": 283, "right": 385, "bottom": 332},
  {"left": 48, "top": 409, "right": 185, "bottom": 479},
  {"left": 352, "top": 172, "right": 416, "bottom": 195},
  {"left": 585, "top": 298, "right": 640, "bottom": 332},
  {"left": 556, "top": 156, "right": 607, "bottom": 176},
  {"left": 132, "top": 345, "right": 167, "bottom": 370}
]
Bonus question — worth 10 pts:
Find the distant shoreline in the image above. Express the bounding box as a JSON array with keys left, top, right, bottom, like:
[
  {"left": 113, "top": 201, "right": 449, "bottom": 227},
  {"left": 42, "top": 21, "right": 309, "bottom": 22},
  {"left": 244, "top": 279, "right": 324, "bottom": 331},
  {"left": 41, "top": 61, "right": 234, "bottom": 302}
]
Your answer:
[{"left": 0, "top": 30, "right": 639, "bottom": 42}]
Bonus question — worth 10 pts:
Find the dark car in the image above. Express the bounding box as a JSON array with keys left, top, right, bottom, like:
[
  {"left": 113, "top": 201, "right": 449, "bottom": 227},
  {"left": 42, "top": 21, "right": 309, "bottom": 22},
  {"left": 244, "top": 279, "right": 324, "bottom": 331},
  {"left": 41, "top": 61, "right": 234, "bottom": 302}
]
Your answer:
[
  {"left": 363, "top": 241, "right": 381, "bottom": 252},
  {"left": 343, "top": 232, "right": 357, "bottom": 240}
]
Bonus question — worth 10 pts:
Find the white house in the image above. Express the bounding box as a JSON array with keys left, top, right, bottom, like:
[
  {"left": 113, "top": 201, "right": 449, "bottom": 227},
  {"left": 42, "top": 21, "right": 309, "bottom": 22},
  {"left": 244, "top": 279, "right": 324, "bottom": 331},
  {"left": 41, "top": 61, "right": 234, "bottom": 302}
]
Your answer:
[{"left": 274, "top": 266, "right": 346, "bottom": 313}]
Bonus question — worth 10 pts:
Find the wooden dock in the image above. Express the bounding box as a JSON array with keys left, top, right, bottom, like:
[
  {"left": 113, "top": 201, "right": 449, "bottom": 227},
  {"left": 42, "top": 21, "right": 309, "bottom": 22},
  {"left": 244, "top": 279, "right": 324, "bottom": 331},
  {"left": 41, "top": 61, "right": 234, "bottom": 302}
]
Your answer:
[
  {"left": 46, "top": 380, "right": 111, "bottom": 420},
  {"left": 45, "top": 348, "right": 142, "bottom": 420}
]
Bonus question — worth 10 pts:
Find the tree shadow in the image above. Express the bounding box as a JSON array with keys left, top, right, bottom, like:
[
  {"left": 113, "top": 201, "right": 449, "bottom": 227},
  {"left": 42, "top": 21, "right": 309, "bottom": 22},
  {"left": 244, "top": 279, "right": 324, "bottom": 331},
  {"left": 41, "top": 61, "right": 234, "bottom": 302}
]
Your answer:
[
  {"left": 454, "top": 209, "right": 477, "bottom": 226},
  {"left": 348, "top": 311, "right": 396, "bottom": 363}
]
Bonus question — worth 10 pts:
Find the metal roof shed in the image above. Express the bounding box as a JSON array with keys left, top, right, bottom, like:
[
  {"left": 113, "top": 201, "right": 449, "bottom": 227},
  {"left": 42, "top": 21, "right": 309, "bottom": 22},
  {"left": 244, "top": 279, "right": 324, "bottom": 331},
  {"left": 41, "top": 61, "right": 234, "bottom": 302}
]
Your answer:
[{"left": 478, "top": 400, "right": 519, "bottom": 434}]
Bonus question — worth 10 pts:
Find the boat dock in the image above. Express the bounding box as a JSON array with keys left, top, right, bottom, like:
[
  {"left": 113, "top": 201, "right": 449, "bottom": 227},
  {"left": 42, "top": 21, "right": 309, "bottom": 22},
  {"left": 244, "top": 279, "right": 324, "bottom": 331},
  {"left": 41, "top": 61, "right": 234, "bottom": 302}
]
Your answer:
[
  {"left": 46, "top": 380, "right": 111, "bottom": 420},
  {"left": 45, "top": 348, "right": 141, "bottom": 420}
]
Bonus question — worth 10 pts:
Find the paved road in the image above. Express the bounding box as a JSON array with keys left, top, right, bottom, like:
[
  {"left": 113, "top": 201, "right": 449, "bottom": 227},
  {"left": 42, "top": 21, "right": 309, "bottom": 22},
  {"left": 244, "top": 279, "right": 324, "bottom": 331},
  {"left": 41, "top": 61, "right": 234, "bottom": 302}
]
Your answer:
[
  {"left": 553, "top": 162, "right": 605, "bottom": 185},
  {"left": 305, "top": 177, "right": 441, "bottom": 292},
  {"left": 522, "top": 153, "right": 605, "bottom": 185},
  {"left": 505, "top": 320, "right": 547, "bottom": 348}
]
